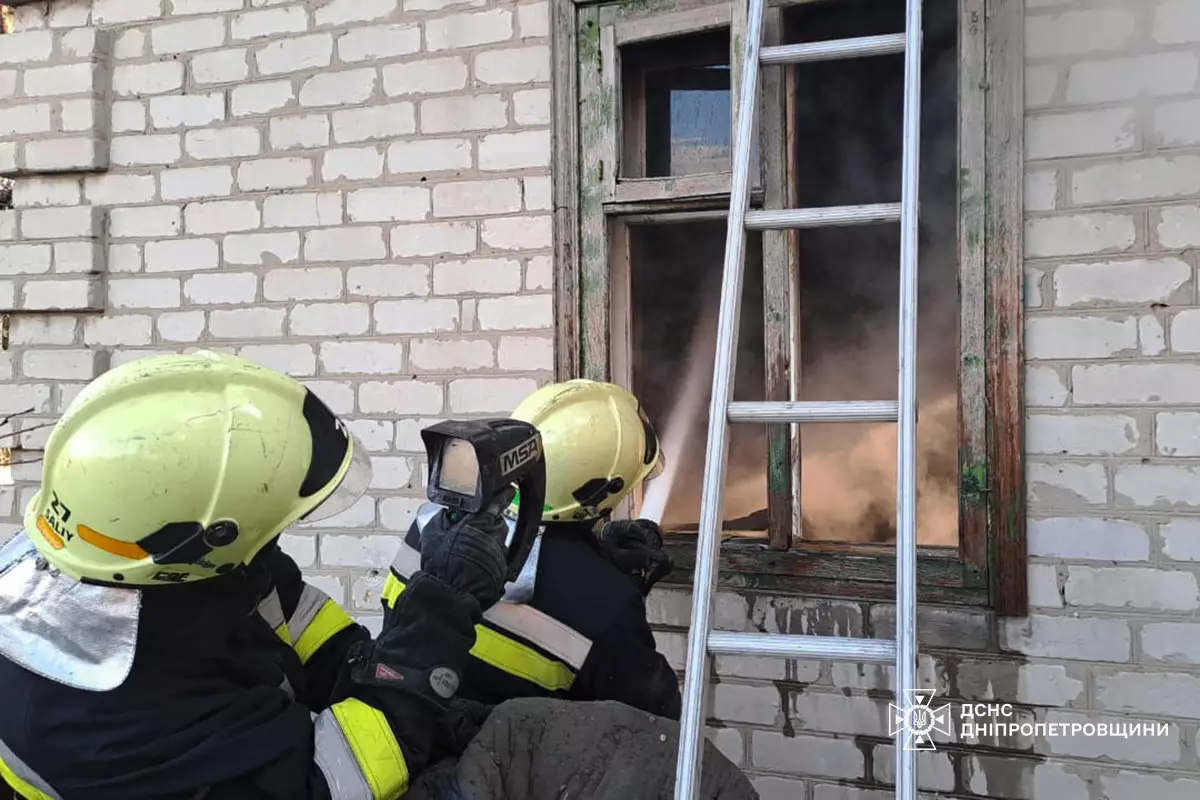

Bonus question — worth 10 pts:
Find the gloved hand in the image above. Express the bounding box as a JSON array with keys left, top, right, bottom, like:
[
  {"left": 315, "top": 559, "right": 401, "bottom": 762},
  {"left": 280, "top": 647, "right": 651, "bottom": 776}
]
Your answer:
[
  {"left": 599, "top": 518, "right": 674, "bottom": 596},
  {"left": 419, "top": 507, "right": 509, "bottom": 612}
]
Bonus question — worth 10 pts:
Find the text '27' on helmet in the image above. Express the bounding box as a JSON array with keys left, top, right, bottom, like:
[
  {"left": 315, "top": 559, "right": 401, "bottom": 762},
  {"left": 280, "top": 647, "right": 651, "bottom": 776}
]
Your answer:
[
  {"left": 24, "top": 350, "right": 373, "bottom": 588},
  {"left": 508, "top": 379, "right": 664, "bottom": 523}
]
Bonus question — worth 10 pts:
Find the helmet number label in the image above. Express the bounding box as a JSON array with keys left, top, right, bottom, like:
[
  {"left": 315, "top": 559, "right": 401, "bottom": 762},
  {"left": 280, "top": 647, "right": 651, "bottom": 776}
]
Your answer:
[{"left": 44, "top": 492, "right": 75, "bottom": 545}]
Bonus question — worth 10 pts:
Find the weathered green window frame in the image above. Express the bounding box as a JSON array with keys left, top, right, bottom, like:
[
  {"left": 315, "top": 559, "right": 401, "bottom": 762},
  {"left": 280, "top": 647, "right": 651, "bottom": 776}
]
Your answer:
[{"left": 550, "top": 0, "right": 1027, "bottom": 616}]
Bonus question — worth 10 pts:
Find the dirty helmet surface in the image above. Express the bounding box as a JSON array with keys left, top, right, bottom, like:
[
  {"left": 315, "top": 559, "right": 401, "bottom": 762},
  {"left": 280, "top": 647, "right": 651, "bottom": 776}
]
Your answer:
[{"left": 0, "top": 350, "right": 372, "bottom": 691}]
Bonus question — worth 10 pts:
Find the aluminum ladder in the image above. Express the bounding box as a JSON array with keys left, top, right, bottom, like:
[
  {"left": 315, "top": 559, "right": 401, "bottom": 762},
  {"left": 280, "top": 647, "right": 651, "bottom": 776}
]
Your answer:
[{"left": 672, "top": 0, "right": 925, "bottom": 797}]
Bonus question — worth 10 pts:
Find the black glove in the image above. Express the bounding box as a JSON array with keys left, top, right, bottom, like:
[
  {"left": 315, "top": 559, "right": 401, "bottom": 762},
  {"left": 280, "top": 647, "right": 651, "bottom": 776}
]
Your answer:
[
  {"left": 599, "top": 518, "right": 674, "bottom": 595},
  {"left": 419, "top": 507, "right": 509, "bottom": 612},
  {"left": 432, "top": 697, "right": 493, "bottom": 760}
]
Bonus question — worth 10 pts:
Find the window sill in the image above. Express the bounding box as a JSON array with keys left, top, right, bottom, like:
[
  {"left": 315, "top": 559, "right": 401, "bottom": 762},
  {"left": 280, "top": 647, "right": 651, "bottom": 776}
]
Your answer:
[{"left": 657, "top": 531, "right": 989, "bottom": 606}]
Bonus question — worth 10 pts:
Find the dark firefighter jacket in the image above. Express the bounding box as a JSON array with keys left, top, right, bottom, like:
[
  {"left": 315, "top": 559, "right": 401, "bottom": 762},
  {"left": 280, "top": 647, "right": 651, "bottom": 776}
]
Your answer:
[
  {"left": 0, "top": 542, "right": 443, "bottom": 800},
  {"left": 387, "top": 520, "right": 682, "bottom": 721}
]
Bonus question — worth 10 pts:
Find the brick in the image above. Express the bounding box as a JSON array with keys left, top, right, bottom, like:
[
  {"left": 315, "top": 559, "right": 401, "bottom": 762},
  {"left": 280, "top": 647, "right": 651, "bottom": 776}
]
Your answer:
[
  {"left": 256, "top": 34, "right": 333, "bottom": 76},
  {"left": 0, "top": 31, "right": 52, "bottom": 65},
  {"left": 270, "top": 115, "right": 330, "bottom": 150},
  {"left": 409, "top": 339, "right": 493, "bottom": 371},
  {"left": 83, "top": 315, "right": 153, "bottom": 347},
  {"left": 314, "top": 0, "right": 397, "bottom": 26},
  {"left": 347, "top": 264, "right": 429, "bottom": 297},
  {"left": 1026, "top": 108, "right": 1137, "bottom": 161},
  {"left": 53, "top": 242, "right": 102, "bottom": 274},
  {"left": 367, "top": 456, "right": 413, "bottom": 491},
  {"left": 448, "top": 377, "right": 537, "bottom": 413},
  {"left": 0, "top": 104, "right": 51, "bottom": 138},
  {"left": 111, "top": 134, "right": 181, "bottom": 167},
  {"left": 347, "top": 187, "right": 429, "bottom": 223},
  {"left": 477, "top": 131, "right": 550, "bottom": 172},
  {"left": 185, "top": 200, "right": 261, "bottom": 235},
  {"left": 526, "top": 255, "right": 551, "bottom": 290},
  {"left": 193, "top": 49, "right": 249, "bottom": 85},
  {"left": 12, "top": 178, "right": 81, "bottom": 209},
  {"left": 482, "top": 216, "right": 551, "bottom": 250},
  {"left": 84, "top": 173, "right": 156, "bottom": 205},
  {"left": 378, "top": 496, "right": 428, "bottom": 531},
  {"left": 1161, "top": 519, "right": 1200, "bottom": 562},
  {"left": 152, "top": 17, "right": 226, "bottom": 54},
  {"left": 231, "top": 81, "right": 294, "bottom": 117},
  {"left": 0, "top": 384, "right": 52, "bottom": 415},
  {"left": 332, "top": 103, "right": 416, "bottom": 144},
  {"left": 11, "top": 317, "right": 78, "bottom": 346},
  {"left": 1002, "top": 615, "right": 1130, "bottom": 662},
  {"left": 184, "top": 272, "right": 258, "bottom": 305},
  {"left": 1067, "top": 53, "right": 1199, "bottom": 106},
  {"left": 391, "top": 221, "right": 476, "bottom": 257},
  {"left": 25, "top": 139, "right": 107, "bottom": 172},
  {"left": 1027, "top": 461, "right": 1107, "bottom": 505},
  {"left": 382, "top": 58, "right": 468, "bottom": 97},
  {"left": 0, "top": 143, "right": 16, "bottom": 174},
  {"left": 523, "top": 176, "right": 552, "bottom": 212},
  {"left": 186, "top": 127, "right": 261, "bottom": 160},
  {"left": 337, "top": 23, "right": 421, "bottom": 63},
  {"left": 1066, "top": 566, "right": 1198, "bottom": 611},
  {"left": 145, "top": 238, "right": 219, "bottom": 273},
  {"left": 0, "top": 245, "right": 51, "bottom": 276},
  {"left": 171, "top": 0, "right": 243, "bottom": 13},
  {"left": 110, "top": 278, "right": 181, "bottom": 309},
  {"left": 0, "top": 213, "right": 12, "bottom": 242},
  {"left": 1016, "top": 663, "right": 1086, "bottom": 707},
  {"left": 21, "top": 350, "right": 102, "bottom": 381},
  {"left": 322, "top": 147, "right": 385, "bottom": 181},
  {"left": 1142, "top": 622, "right": 1200, "bottom": 664},
  {"left": 161, "top": 165, "right": 233, "bottom": 201},
  {"left": 321, "top": 342, "right": 405, "bottom": 375},
  {"left": 209, "top": 307, "right": 286, "bottom": 339},
  {"left": 238, "top": 344, "right": 315, "bottom": 377},
  {"left": 289, "top": 303, "right": 369, "bottom": 337},
  {"left": 1158, "top": 205, "right": 1200, "bottom": 249},
  {"left": 157, "top": 310, "right": 206, "bottom": 342},
  {"left": 304, "top": 227, "right": 386, "bottom": 262},
  {"left": 497, "top": 336, "right": 553, "bottom": 371},
  {"left": 223, "top": 232, "right": 300, "bottom": 266},
  {"left": 232, "top": 6, "right": 307, "bottom": 41},
  {"left": 1171, "top": 309, "right": 1200, "bottom": 354},
  {"left": 1026, "top": 213, "right": 1137, "bottom": 259},
  {"left": 113, "top": 62, "right": 184, "bottom": 97},
  {"left": 358, "top": 381, "right": 443, "bottom": 415},
  {"left": 299, "top": 70, "right": 377, "bottom": 108},
  {"left": 427, "top": 9, "right": 512, "bottom": 51},
  {"left": 113, "top": 29, "right": 147, "bottom": 60},
  {"left": 20, "top": 207, "right": 100, "bottom": 240},
  {"left": 23, "top": 63, "right": 98, "bottom": 98},
  {"left": 374, "top": 298, "right": 458, "bottom": 334},
  {"left": 263, "top": 192, "right": 342, "bottom": 229},
  {"left": 109, "top": 206, "right": 181, "bottom": 239},
  {"left": 432, "top": 258, "right": 521, "bottom": 295},
  {"left": 1073, "top": 156, "right": 1200, "bottom": 206},
  {"left": 1074, "top": 363, "right": 1200, "bottom": 405},
  {"left": 94, "top": 0, "right": 161, "bottom": 23},
  {"left": 1153, "top": 0, "right": 1200, "bottom": 45},
  {"left": 1027, "top": 413, "right": 1139, "bottom": 456},
  {"left": 1159, "top": 412, "right": 1200, "bottom": 456},
  {"left": 262, "top": 267, "right": 341, "bottom": 302},
  {"left": 477, "top": 295, "right": 552, "bottom": 331},
  {"left": 320, "top": 533, "right": 406, "bottom": 570},
  {"left": 1116, "top": 463, "right": 1200, "bottom": 508},
  {"left": 432, "top": 179, "right": 521, "bottom": 217},
  {"left": 237, "top": 157, "right": 312, "bottom": 191},
  {"left": 1096, "top": 670, "right": 1200, "bottom": 719},
  {"left": 1154, "top": 99, "right": 1200, "bottom": 148},
  {"left": 751, "top": 732, "right": 862, "bottom": 780},
  {"left": 348, "top": 420, "right": 394, "bottom": 453},
  {"left": 518, "top": 2, "right": 548, "bottom": 37},
  {"left": 1026, "top": 9, "right": 1135, "bottom": 58},
  {"left": 304, "top": 380, "right": 355, "bottom": 415},
  {"left": 1053, "top": 258, "right": 1190, "bottom": 308},
  {"left": 513, "top": 88, "right": 550, "bottom": 126},
  {"left": 872, "top": 746, "right": 954, "bottom": 791},
  {"left": 60, "top": 100, "right": 100, "bottom": 133},
  {"left": 475, "top": 46, "right": 549, "bottom": 85},
  {"left": 1029, "top": 517, "right": 1150, "bottom": 561},
  {"left": 1103, "top": 771, "right": 1200, "bottom": 800},
  {"left": 421, "top": 94, "right": 507, "bottom": 134}
]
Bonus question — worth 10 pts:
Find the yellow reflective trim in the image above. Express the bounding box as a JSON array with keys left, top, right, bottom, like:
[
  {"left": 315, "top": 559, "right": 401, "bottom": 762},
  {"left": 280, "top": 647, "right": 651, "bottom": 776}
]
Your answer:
[
  {"left": 383, "top": 573, "right": 575, "bottom": 693},
  {"left": 294, "top": 599, "right": 355, "bottom": 664},
  {"left": 329, "top": 698, "right": 409, "bottom": 799},
  {"left": 0, "top": 756, "right": 53, "bottom": 800},
  {"left": 274, "top": 622, "right": 290, "bottom": 644}
]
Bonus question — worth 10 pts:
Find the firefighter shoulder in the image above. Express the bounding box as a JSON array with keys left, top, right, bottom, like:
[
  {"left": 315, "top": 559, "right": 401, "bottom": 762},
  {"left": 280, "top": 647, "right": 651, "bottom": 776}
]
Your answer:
[
  {"left": 0, "top": 351, "right": 507, "bottom": 800},
  {"left": 385, "top": 379, "right": 682, "bottom": 722}
]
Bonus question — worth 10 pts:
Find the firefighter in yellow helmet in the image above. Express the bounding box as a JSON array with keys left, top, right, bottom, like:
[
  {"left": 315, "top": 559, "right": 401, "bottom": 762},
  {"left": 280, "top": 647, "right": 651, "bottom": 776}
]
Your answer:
[
  {"left": 0, "top": 351, "right": 512, "bottom": 800},
  {"left": 383, "top": 380, "right": 681, "bottom": 721}
]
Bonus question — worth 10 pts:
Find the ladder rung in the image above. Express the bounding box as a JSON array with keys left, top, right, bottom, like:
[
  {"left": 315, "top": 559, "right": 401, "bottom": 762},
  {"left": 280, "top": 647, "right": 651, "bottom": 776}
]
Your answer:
[
  {"left": 708, "top": 631, "right": 897, "bottom": 663},
  {"left": 728, "top": 400, "right": 899, "bottom": 424},
  {"left": 744, "top": 203, "right": 901, "bottom": 230},
  {"left": 760, "top": 33, "right": 907, "bottom": 65}
]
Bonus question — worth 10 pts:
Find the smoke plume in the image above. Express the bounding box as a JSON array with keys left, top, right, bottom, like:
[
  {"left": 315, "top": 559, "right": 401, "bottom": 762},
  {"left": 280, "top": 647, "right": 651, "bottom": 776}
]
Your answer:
[{"left": 631, "top": 0, "right": 961, "bottom": 547}]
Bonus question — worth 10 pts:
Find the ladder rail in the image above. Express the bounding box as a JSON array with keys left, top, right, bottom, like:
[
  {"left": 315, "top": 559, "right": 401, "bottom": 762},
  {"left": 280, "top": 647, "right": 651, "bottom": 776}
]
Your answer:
[
  {"left": 894, "top": 0, "right": 925, "bottom": 795},
  {"left": 672, "top": 0, "right": 767, "bottom": 796}
]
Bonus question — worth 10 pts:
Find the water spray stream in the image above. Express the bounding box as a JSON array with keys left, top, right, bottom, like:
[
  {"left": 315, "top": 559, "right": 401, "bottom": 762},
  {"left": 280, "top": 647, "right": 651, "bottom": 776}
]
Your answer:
[{"left": 637, "top": 311, "right": 715, "bottom": 525}]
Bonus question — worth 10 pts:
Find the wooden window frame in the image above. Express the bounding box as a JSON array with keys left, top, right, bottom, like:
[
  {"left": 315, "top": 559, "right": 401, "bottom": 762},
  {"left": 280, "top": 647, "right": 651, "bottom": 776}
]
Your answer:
[{"left": 551, "top": 0, "right": 1027, "bottom": 616}]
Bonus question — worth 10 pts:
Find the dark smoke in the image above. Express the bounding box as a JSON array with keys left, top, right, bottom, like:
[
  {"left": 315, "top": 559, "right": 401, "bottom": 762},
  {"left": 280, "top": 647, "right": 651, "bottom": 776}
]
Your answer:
[{"left": 631, "top": 0, "right": 961, "bottom": 547}]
